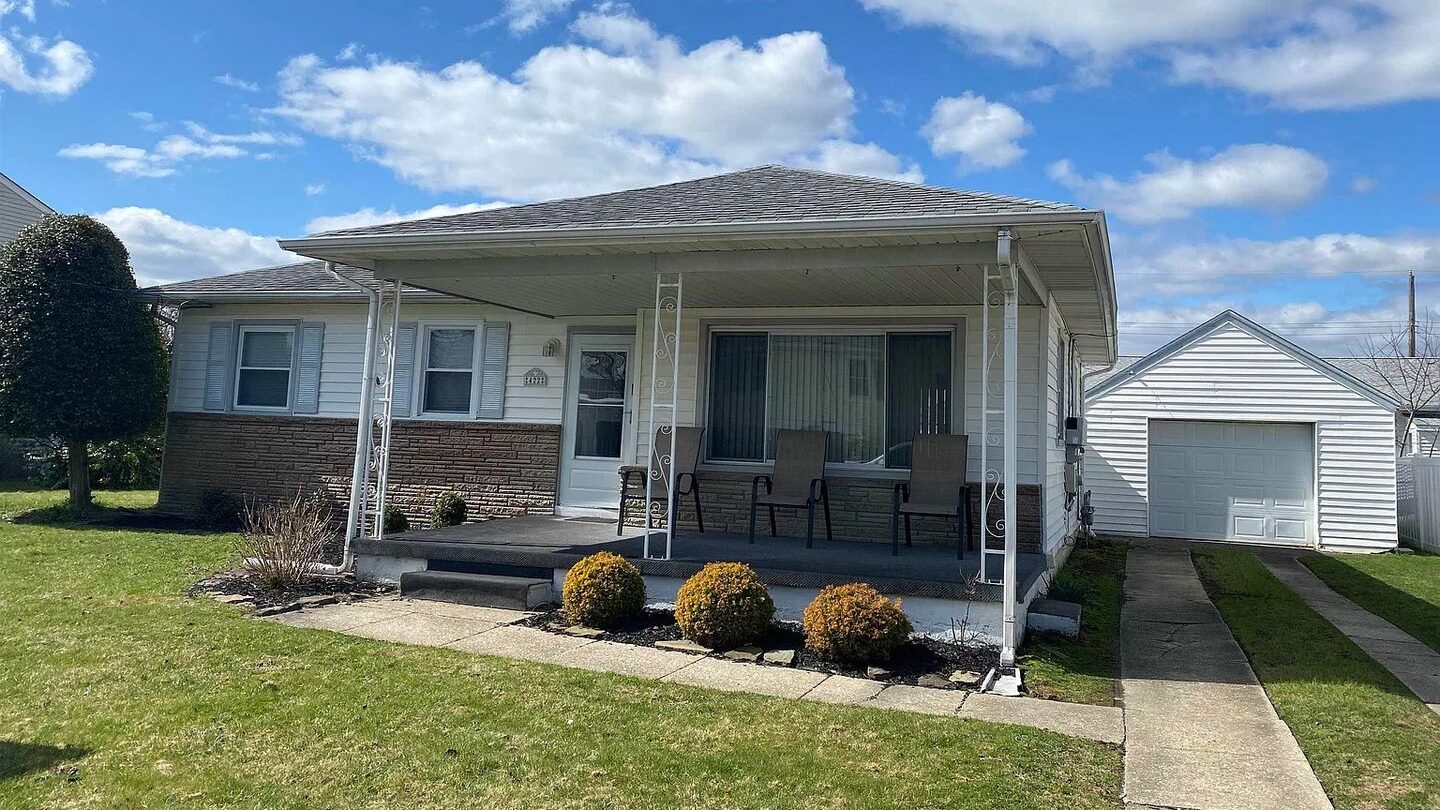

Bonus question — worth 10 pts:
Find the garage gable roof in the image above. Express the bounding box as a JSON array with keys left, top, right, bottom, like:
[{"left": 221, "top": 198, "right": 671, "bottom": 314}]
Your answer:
[{"left": 1088, "top": 309, "right": 1400, "bottom": 410}]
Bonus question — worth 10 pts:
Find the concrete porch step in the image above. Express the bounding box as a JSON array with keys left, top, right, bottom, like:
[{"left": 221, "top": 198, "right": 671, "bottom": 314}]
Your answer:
[{"left": 400, "top": 570, "right": 552, "bottom": 610}]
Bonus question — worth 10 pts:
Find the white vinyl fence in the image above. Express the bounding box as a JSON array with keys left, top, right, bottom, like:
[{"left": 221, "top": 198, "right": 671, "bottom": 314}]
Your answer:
[{"left": 1398, "top": 456, "right": 1440, "bottom": 552}]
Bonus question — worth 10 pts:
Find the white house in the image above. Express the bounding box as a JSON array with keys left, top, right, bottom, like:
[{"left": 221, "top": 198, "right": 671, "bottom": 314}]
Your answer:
[
  {"left": 141, "top": 165, "right": 1119, "bottom": 672},
  {"left": 1085, "top": 310, "right": 1400, "bottom": 552},
  {"left": 0, "top": 171, "right": 54, "bottom": 243}
]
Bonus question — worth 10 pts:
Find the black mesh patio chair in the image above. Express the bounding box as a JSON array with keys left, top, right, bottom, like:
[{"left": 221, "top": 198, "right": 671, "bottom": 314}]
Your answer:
[
  {"left": 892, "top": 433, "right": 972, "bottom": 558},
  {"left": 618, "top": 426, "right": 706, "bottom": 536},
  {"left": 749, "top": 429, "right": 832, "bottom": 548}
]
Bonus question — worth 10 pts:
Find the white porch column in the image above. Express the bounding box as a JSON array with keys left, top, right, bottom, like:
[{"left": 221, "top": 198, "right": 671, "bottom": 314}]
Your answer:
[
  {"left": 372, "top": 277, "right": 403, "bottom": 541},
  {"left": 643, "top": 273, "right": 683, "bottom": 559}
]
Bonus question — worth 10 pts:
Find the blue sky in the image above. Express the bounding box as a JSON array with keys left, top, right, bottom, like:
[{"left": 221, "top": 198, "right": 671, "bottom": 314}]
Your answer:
[{"left": 3, "top": 0, "right": 1439, "bottom": 353}]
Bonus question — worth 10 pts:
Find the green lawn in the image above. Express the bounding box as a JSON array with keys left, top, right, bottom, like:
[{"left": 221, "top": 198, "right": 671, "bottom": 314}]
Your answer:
[
  {"left": 1020, "top": 538, "right": 1127, "bottom": 706},
  {"left": 1302, "top": 552, "right": 1440, "bottom": 654},
  {"left": 1193, "top": 548, "right": 1440, "bottom": 810},
  {"left": 0, "top": 486, "right": 1121, "bottom": 809}
]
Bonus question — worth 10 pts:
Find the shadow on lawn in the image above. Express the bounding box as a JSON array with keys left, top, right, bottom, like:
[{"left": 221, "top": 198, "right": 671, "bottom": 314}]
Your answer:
[
  {"left": 10, "top": 502, "right": 210, "bottom": 535},
  {"left": 0, "top": 741, "right": 88, "bottom": 781},
  {"left": 1301, "top": 554, "right": 1440, "bottom": 652}
]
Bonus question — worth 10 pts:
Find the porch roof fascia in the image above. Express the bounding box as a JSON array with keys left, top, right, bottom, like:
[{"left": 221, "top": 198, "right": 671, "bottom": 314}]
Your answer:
[{"left": 277, "top": 209, "right": 1107, "bottom": 259}]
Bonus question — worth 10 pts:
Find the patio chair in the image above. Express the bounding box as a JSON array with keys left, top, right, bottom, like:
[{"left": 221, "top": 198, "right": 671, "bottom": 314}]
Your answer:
[
  {"left": 617, "top": 426, "right": 706, "bottom": 536},
  {"left": 749, "top": 429, "right": 832, "bottom": 548},
  {"left": 891, "top": 433, "right": 972, "bottom": 558}
]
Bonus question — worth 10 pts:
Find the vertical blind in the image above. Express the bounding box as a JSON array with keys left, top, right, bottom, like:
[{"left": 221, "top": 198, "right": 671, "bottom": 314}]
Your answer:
[
  {"left": 768, "top": 334, "right": 884, "bottom": 463},
  {"left": 707, "top": 330, "right": 952, "bottom": 467}
]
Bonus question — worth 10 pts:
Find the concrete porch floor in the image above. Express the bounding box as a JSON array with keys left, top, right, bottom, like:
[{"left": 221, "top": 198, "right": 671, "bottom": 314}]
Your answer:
[{"left": 355, "top": 515, "right": 1048, "bottom": 602}]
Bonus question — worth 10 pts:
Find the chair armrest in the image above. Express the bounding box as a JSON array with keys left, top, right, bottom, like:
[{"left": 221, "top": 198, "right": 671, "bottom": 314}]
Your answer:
[{"left": 751, "top": 474, "right": 772, "bottom": 500}]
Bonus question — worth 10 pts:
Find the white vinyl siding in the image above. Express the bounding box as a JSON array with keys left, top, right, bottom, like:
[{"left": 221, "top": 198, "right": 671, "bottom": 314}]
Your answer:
[
  {"left": 171, "top": 302, "right": 583, "bottom": 424},
  {"left": 1086, "top": 322, "right": 1397, "bottom": 552},
  {"left": 0, "top": 178, "right": 49, "bottom": 244},
  {"left": 1043, "top": 302, "right": 1078, "bottom": 554}
]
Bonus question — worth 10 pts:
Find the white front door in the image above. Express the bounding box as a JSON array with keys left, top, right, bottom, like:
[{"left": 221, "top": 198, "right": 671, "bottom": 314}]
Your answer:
[
  {"left": 1148, "top": 419, "right": 1315, "bottom": 546},
  {"left": 559, "top": 335, "right": 634, "bottom": 510}
]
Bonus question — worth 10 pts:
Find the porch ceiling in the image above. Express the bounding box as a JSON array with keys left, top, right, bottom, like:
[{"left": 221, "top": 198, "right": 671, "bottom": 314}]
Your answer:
[{"left": 283, "top": 221, "right": 1116, "bottom": 362}]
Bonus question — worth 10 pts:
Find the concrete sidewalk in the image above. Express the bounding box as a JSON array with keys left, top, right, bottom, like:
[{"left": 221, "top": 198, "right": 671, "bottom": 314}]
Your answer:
[
  {"left": 1264, "top": 556, "right": 1440, "bottom": 716},
  {"left": 1120, "top": 545, "right": 1329, "bottom": 810},
  {"left": 265, "top": 595, "right": 1123, "bottom": 744}
]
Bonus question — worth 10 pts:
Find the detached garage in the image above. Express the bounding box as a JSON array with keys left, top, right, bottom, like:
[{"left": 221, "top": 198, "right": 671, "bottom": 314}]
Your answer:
[{"left": 1086, "top": 310, "right": 1399, "bottom": 552}]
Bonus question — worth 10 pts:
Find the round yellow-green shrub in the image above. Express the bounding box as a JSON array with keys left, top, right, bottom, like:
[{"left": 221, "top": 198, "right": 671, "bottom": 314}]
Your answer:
[
  {"left": 562, "top": 551, "right": 645, "bottom": 628},
  {"left": 802, "top": 583, "right": 912, "bottom": 664},
  {"left": 674, "top": 562, "right": 774, "bottom": 649}
]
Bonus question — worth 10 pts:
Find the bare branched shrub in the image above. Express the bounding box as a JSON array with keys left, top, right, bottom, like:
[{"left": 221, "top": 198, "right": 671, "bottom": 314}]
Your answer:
[{"left": 235, "top": 491, "right": 334, "bottom": 589}]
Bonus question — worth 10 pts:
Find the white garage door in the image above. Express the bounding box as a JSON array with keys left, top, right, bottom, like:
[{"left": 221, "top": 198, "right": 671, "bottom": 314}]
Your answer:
[{"left": 1148, "top": 420, "right": 1314, "bottom": 546}]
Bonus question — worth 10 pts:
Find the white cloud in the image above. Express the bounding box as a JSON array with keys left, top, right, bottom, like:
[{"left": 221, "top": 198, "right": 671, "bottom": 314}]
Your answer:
[
  {"left": 305, "top": 202, "right": 511, "bottom": 234},
  {"left": 57, "top": 143, "right": 174, "bottom": 178},
  {"left": 60, "top": 122, "right": 302, "bottom": 178},
  {"left": 337, "top": 42, "right": 362, "bottom": 61},
  {"left": 275, "top": 8, "right": 911, "bottom": 200},
  {"left": 129, "top": 111, "right": 165, "bottom": 131},
  {"left": 1048, "top": 144, "right": 1329, "bottom": 223},
  {"left": 0, "top": 30, "right": 93, "bottom": 96},
  {"left": 304, "top": 183, "right": 326, "bottom": 196},
  {"left": 1115, "top": 231, "right": 1440, "bottom": 300},
  {"left": 1116, "top": 298, "right": 1414, "bottom": 355},
  {"left": 1349, "top": 175, "right": 1378, "bottom": 195},
  {"left": 93, "top": 207, "right": 295, "bottom": 287},
  {"left": 860, "top": 0, "right": 1440, "bottom": 110},
  {"left": 502, "top": 0, "right": 575, "bottom": 34},
  {"left": 214, "top": 73, "right": 260, "bottom": 92},
  {"left": 858, "top": 0, "right": 1292, "bottom": 62},
  {"left": 0, "top": 1, "right": 36, "bottom": 23},
  {"left": 1170, "top": 2, "right": 1440, "bottom": 109},
  {"left": 921, "top": 93, "right": 1030, "bottom": 171},
  {"left": 794, "top": 140, "right": 923, "bottom": 183}
]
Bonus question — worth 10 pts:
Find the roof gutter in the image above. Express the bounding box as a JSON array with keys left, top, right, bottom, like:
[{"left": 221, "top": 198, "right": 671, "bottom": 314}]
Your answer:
[{"left": 278, "top": 210, "right": 1106, "bottom": 255}]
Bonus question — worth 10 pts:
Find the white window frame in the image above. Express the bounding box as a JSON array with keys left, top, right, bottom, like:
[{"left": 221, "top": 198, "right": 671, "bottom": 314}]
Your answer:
[
  {"left": 699, "top": 321, "right": 961, "bottom": 474},
  {"left": 417, "top": 322, "right": 484, "bottom": 419},
  {"left": 233, "top": 324, "right": 296, "bottom": 412}
]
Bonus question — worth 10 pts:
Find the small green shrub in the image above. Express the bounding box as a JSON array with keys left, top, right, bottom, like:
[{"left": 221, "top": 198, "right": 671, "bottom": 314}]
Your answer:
[
  {"left": 1046, "top": 576, "right": 1090, "bottom": 605},
  {"left": 674, "top": 562, "right": 774, "bottom": 649},
  {"left": 562, "top": 551, "right": 646, "bottom": 628},
  {"left": 803, "top": 583, "right": 912, "bottom": 665},
  {"left": 429, "top": 491, "right": 466, "bottom": 528},
  {"left": 199, "top": 489, "right": 243, "bottom": 530},
  {"left": 383, "top": 506, "right": 409, "bottom": 534}
]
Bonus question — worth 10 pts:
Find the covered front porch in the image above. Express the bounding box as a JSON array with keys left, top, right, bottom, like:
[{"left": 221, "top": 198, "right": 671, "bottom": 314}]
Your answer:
[{"left": 353, "top": 515, "right": 1050, "bottom": 640}]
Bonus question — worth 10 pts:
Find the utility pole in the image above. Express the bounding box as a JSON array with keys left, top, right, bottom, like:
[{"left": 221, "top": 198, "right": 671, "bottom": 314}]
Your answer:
[{"left": 1409, "top": 270, "right": 1417, "bottom": 358}]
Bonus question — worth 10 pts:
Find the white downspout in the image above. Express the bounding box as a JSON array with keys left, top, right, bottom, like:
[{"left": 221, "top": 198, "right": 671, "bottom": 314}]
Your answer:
[
  {"left": 327, "top": 262, "right": 381, "bottom": 572},
  {"left": 987, "top": 227, "right": 1025, "bottom": 697}
]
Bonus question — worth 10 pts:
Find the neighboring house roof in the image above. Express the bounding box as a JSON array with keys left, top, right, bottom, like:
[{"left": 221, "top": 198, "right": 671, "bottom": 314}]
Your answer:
[
  {"left": 138, "top": 260, "right": 444, "bottom": 302},
  {"left": 304, "top": 164, "right": 1084, "bottom": 239},
  {"left": 0, "top": 171, "right": 54, "bottom": 216},
  {"left": 0, "top": 171, "right": 55, "bottom": 244},
  {"left": 1088, "top": 309, "right": 1402, "bottom": 410}
]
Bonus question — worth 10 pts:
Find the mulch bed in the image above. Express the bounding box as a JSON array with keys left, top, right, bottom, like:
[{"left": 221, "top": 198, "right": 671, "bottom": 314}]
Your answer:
[
  {"left": 190, "top": 570, "right": 394, "bottom": 610},
  {"left": 519, "top": 606, "right": 996, "bottom": 688}
]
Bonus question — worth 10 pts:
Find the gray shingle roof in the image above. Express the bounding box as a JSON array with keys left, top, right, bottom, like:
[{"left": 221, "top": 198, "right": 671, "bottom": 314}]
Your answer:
[
  {"left": 139, "top": 260, "right": 433, "bottom": 299},
  {"left": 307, "top": 165, "right": 1083, "bottom": 238}
]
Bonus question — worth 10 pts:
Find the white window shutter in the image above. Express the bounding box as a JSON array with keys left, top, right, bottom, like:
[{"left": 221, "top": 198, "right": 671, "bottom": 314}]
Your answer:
[
  {"left": 390, "top": 324, "right": 418, "bottom": 418},
  {"left": 478, "top": 322, "right": 509, "bottom": 419},
  {"left": 203, "top": 323, "right": 233, "bottom": 411},
  {"left": 294, "top": 323, "right": 325, "bottom": 414}
]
